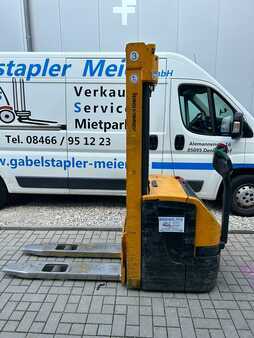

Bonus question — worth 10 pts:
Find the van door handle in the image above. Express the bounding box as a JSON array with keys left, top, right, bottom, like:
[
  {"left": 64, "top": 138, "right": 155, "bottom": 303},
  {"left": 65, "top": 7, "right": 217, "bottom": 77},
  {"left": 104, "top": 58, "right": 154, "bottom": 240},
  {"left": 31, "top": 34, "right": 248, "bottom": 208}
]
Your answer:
[
  {"left": 149, "top": 134, "right": 158, "bottom": 150},
  {"left": 175, "top": 135, "right": 185, "bottom": 150}
]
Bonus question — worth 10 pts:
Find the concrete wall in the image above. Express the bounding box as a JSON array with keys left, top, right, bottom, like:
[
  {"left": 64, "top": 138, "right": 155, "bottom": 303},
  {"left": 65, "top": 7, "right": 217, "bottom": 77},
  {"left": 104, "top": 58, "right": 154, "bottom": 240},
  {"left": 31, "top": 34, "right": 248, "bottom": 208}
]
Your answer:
[{"left": 1, "top": 0, "right": 254, "bottom": 112}]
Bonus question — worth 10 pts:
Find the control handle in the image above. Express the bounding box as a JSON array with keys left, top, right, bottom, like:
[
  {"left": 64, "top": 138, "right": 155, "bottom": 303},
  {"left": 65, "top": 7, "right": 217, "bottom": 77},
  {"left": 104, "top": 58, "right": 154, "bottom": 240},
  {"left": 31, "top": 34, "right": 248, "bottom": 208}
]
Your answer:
[{"left": 213, "top": 143, "right": 233, "bottom": 248}]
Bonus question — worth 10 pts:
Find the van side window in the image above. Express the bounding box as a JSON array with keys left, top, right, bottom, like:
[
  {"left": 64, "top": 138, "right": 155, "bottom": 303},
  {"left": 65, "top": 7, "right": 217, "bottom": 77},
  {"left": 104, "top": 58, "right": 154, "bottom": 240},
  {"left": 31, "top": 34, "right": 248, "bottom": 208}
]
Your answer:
[
  {"left": 178, "top": 85, "right": 213, "bottom": 135},
  {"left": 179, "top": 84, "right": 236, "bottom": 136},
  {"left": 213, "top": 92, "right": 234, "bottom": 136}
]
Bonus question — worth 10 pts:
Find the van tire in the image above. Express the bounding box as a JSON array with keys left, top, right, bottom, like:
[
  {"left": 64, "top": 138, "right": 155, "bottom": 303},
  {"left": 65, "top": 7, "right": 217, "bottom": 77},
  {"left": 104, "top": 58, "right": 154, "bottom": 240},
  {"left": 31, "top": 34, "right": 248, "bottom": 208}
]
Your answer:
[
  {"left": 231, "top": 175, "right": 254, "bottom": 216},
  {"left": 0, "top": 179, "right": 8, "bottom": 209}
]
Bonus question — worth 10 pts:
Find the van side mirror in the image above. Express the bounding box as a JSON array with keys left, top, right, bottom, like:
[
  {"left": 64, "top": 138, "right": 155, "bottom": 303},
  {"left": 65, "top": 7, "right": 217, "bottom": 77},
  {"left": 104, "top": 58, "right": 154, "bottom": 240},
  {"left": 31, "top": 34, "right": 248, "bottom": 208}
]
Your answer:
[
  {"left": 213, "top": 144, "right": 233, "bottom": 178},
  {"left": 231, "top": 112, "right": 243, "bottom": 139}
]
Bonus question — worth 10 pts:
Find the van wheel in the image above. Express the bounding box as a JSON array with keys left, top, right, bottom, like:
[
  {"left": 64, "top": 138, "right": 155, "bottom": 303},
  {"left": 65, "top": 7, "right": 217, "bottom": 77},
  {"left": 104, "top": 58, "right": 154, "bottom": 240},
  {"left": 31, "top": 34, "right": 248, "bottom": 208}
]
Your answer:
[
  {"left": 0, "top": 179, "right": 8, "bottom": 208},
  {"left": 231, "top": 175, "right": 254, "bottom": 216}
]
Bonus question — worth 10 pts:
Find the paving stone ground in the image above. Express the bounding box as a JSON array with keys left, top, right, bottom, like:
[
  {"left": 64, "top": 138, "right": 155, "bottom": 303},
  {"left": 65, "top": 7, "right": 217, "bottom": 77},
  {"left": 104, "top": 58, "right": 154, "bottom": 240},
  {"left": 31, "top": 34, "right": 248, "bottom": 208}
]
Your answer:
[{"left": 0, "top": 230, "right": 253, "bottom": 337}]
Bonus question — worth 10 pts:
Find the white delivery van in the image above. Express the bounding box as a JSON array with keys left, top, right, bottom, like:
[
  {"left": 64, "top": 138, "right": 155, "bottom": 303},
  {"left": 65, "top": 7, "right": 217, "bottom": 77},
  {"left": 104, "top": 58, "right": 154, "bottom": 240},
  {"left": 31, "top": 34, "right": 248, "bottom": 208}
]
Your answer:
[{"left": 0, "top": 52, "right": 253, "bottom": 216}]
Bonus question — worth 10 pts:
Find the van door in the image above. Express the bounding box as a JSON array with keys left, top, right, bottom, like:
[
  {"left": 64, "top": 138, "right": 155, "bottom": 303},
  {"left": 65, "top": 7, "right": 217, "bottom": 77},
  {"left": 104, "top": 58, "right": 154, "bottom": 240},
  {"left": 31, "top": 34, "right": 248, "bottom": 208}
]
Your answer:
[
  {"left": 65, "top": 57, "right": 166, "bottom": 195},
  {"left": 66, "top": 57, "right": 126, "bottom": 194},
  {"left": 149, "top": 60, "right": 171, "bottom": 177},
  {"left": 170, "top": 79, "right": 245, "bottom": 200}
]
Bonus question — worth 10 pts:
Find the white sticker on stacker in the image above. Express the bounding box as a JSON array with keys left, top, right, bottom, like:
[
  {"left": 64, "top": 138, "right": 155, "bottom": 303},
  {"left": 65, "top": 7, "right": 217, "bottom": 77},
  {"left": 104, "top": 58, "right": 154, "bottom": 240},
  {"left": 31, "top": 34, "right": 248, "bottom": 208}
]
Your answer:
[{"left": 158, "top": 217, "right": 185, "bottom": 233}]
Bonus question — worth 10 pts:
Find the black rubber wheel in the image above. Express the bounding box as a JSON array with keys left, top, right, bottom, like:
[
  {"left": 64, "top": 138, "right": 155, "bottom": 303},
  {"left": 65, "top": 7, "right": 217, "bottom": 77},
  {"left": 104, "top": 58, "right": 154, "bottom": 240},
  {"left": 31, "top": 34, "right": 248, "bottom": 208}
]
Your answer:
[
  {"left": 0, "top": 179, "right": 8, "bottom": 209},
  {"left": 231, "top": 175, "right": 254, "bottom": 216}
]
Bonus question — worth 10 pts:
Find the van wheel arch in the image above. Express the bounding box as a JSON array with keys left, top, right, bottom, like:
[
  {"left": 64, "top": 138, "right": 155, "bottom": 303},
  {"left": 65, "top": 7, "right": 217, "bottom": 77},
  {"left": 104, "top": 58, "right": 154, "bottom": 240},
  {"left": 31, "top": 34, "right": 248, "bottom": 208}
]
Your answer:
[
  {"left": 0, "top": 177, "right": 8, "bottom": 209},
  {"left": 217, "top": 169, "right": 254, "bottom": 216}
]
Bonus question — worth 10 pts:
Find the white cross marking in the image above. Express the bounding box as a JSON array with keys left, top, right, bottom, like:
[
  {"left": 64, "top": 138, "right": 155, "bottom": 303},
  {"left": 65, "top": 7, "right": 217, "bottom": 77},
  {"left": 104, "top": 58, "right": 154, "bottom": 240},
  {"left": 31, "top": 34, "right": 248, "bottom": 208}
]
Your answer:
[{"left": 113, "top": 0, "right": 137, "bottom": 26}]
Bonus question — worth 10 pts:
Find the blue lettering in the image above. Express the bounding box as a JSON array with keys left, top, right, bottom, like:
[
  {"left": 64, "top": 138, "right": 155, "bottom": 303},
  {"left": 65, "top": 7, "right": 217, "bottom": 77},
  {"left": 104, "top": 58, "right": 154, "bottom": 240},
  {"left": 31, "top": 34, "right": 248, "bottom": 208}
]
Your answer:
[
  {"left": 76, "top": 160, "right": 82, "bottom": 168},
  {"left": 18, "top": 159, "right": 25, "bottom": 167},
  {"left": 61, "top": 64, "right": 72, "bottom": 76},
  {"left": 49, "top": 64, "right": 61, "bottom": 76},
  {"left": 7, "top": 61, "right": 15, "bottom": 76},
  {"left": 9, "top": 158, "right": 18, "bottom": 169},
  {"left": 0, "top": 158, "right": 6, "bottom": 166},
  {"left": 72, "top": 157, "right": 76, "bottom": 168},
  {"left": 26, "top": 63, "right": 42, "bottom": 80},
  {"left": 14, "top": 64, "right": 26, "bottom": 77},
  {"left": 55, "top": 160, "right": 62, "bottom": 168},
  {"left": 83, "top": 160, "right": 88, "bottom": 168},
  {"left": 118, "top": 59, "right": 125, "bottom": 77},
  {"left": 105, "top": 64, "right": 118, "bottom": 77},
  {"left": 63, "top": 160, "right": 71, "bottom": 170},
  {"left": 25, "top": 156, "right": 33, "bottom": 166},
  {"left": 74, "top": 102, "right": 81, "bottom": 113},
  {"left": 118, "top": 161, "right": 125, "bottom": 169},
  {"left": 153, "top": 69, "right": 174, "bottom": 78},
  {"left": 34, "top": 159, "right": 40, "bottom": 166},
  {"left": 106, "top": 161, "right": 113, "bottom": 168},
  {"left": 42, "top": 58, "right": 50, "bottom": 76},
  {"left": 83, "top": 59, "right": 126, "bottom": 78},
  {"left": 0, "top": 64, "right": 5, "bottom": 76},
  {"left": 83, "top": 59, "right": 105, "bottom": 77},
  {"left": 44, "top": 160, "right": 51, "bottom": 167}
]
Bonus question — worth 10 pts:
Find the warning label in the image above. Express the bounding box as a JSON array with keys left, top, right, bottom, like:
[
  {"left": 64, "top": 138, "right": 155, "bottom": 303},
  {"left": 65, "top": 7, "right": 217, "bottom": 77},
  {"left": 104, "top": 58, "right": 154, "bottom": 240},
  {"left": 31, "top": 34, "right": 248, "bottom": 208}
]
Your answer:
[{"left": 158, "top": 217, "right": 185, "bottom": 233}]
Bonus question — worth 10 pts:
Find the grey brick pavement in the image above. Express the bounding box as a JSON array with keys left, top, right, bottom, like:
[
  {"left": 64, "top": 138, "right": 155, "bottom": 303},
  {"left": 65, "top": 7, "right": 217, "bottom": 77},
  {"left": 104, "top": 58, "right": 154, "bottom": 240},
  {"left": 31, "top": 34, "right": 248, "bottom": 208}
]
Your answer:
[{"left": 0, "top": 230, "right": 253, "bottom": 337}]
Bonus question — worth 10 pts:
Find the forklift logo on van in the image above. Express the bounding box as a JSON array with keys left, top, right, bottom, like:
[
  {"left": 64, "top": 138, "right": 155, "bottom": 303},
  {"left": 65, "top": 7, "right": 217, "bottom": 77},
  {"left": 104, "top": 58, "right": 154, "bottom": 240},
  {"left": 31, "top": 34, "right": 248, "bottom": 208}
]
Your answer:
[{"left": 0, "top": 78, "right": 62, "bottom": 128}]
